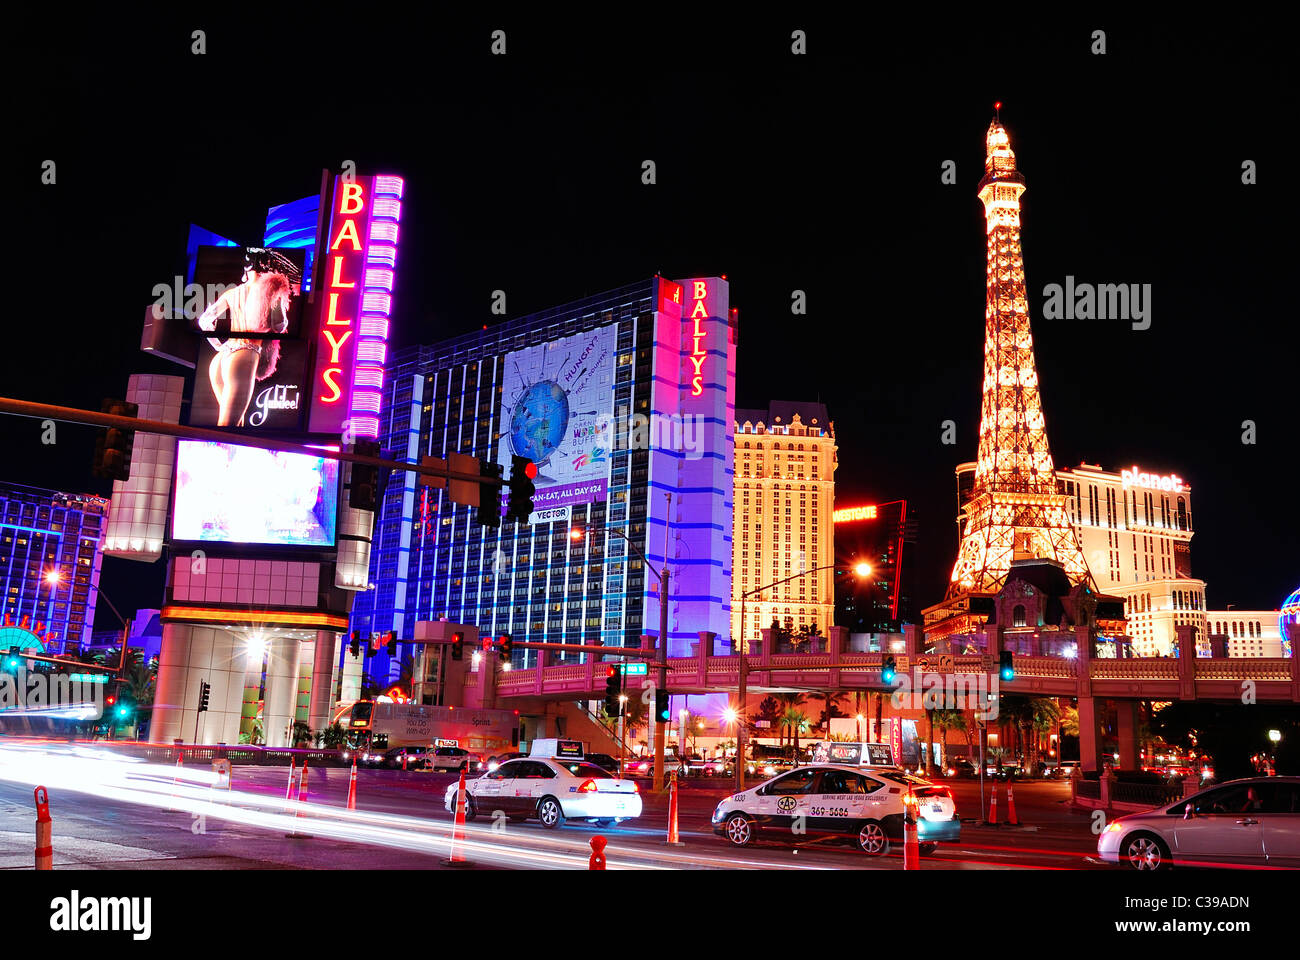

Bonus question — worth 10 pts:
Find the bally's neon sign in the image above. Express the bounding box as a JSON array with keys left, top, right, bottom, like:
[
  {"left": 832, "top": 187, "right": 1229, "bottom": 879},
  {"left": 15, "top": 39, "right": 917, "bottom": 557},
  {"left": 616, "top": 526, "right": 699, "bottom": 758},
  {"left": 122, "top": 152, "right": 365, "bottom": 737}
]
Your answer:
[
  {"left": 1120, "top": 466, "right": 1185, "bottom": 493},
  {"left": 316, "top": 181, "right": 366, "bottom": 414},
  {"left": 689, "top": 280, "right": 709, "bottom": 396}
]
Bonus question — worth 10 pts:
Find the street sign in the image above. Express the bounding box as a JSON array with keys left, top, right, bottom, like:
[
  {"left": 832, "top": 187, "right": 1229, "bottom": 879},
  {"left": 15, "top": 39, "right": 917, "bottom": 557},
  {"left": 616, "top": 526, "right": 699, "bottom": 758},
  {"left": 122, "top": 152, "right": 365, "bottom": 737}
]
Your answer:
[
  {"left": 620, "top": 662, "right": 648, "bottom": 676},
  {"left": 981, "top": 654, "right": 996, "bottom": 671},
  {"left": 894, "top": 656, "right": 910, "bottom": 673},
  {"left": 913, "top": 654, "right": 955, "bottom": 674}
]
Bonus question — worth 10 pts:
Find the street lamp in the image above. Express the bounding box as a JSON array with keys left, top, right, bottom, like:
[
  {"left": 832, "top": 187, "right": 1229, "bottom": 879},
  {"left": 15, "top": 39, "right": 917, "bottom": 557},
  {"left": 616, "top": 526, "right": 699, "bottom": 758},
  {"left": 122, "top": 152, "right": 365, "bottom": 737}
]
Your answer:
[{"left": 733, "top": 561, "right": 874, "bottom": 792}]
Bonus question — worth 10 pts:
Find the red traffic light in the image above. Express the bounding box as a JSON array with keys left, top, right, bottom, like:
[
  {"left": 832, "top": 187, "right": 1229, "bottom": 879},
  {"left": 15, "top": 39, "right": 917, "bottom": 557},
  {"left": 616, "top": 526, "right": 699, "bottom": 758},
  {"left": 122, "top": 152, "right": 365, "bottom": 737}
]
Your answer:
[
  {"left": 523, "top": 460, "right": 538, "bottom": 479},
  {"left": 607, "top": 665, "right": 618, "bottom": 677}
]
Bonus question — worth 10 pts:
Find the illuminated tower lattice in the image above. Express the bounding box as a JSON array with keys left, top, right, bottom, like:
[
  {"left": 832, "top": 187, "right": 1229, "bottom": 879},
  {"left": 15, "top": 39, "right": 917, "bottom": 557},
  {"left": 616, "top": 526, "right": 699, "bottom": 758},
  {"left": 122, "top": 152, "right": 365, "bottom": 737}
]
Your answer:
[{"left": 947, "top": 112, "right": 1093, "bottom": 597}]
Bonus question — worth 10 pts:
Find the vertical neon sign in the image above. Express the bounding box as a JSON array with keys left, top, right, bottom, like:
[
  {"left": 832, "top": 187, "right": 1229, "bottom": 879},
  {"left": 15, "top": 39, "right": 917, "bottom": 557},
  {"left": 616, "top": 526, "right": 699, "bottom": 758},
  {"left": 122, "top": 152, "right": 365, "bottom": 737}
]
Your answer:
[
  {"left": 308, "top": 174, "right": 403, "bottom": 438},
  {"left": 688, "top": 280, "right": 708, "bottom": 396}
]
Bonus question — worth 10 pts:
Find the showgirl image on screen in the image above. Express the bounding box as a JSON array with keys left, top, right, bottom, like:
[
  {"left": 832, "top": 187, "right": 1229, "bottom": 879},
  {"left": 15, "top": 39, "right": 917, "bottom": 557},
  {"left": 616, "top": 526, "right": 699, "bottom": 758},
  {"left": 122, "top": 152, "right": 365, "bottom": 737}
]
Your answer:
[
  {"left": 172, "top": 441, "right": 340, "bottom": 546},
  {"left": 197, "top": 248, "right": 302, "bottom": 427}
]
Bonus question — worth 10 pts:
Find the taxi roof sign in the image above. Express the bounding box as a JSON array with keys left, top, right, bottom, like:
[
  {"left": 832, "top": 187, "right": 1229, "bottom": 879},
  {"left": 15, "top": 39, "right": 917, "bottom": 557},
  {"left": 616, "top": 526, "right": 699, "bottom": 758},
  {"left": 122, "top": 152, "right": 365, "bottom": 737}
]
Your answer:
[
  {"left": 809, "top": 741, "right": 894, "bottom": 767},
  {"left": 528, "top": 738, "right": 584, "bottom": 760}
]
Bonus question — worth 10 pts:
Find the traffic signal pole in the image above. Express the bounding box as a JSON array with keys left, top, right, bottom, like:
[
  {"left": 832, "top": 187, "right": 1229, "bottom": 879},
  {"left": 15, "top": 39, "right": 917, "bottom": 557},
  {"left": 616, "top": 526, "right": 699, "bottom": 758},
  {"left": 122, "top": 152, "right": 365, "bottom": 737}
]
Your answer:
[
  {"left": 0, "top": 398, "right": 501, "bottom": 490},
  {"left": 653, "top": 492, "right": 671, "bottom": 794}
]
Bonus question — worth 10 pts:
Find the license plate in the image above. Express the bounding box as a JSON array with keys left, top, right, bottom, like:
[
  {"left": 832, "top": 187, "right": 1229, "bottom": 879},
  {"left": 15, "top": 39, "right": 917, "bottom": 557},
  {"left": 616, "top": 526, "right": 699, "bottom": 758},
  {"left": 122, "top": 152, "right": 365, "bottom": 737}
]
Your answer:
[
  {"left": 615, "top": 801, "right": 625, "bottom": 809},
  {"left": 931, "top": 804, "right": 943, "bottom": 813}
]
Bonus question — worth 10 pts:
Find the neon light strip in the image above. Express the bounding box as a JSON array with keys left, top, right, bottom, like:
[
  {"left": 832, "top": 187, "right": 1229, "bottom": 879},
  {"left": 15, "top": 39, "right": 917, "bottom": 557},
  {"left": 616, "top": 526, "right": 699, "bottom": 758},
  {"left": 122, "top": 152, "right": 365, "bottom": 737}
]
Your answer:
[
  {"left": 160, "top": 606, "right": 349, "bottom": 630},
  {"left": 347, "top": 174, "right": 403, "bottom": 440}
]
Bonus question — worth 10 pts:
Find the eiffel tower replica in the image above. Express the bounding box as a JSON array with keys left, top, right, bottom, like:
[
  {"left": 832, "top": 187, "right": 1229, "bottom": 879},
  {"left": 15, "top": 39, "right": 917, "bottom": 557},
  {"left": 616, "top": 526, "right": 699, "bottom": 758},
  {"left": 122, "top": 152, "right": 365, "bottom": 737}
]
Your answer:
[{"left": 924, "top": 109, "right": 1097, "bottom": 641}]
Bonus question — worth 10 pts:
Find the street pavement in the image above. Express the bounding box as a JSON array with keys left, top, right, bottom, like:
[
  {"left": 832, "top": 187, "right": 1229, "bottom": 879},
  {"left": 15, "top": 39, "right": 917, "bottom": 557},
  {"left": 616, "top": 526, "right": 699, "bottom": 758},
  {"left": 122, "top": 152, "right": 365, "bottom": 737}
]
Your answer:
[{"left": 0, "top": 753, "right": 1111, "bottom": 870}]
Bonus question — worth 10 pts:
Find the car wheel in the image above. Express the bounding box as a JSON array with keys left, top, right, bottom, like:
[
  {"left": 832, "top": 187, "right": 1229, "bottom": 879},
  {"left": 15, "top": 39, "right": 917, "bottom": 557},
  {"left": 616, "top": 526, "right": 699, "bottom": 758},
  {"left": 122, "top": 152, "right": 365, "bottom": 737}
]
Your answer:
[
  {"left": 857, "top": 821, "right": 890, "bottom": 856},
  {"left": 918, "top": 842, "right": 938, "bottom": 856},
  {"left": 725, "top": 813, "right": 754, "bottom": 846},
  {"left": 1123, "top": 832, "right": 1170, "bottom": 871},
  {"left": 538, "top": 797, "right": 565, "bottom": 829},
  {"left": 463, "top": 797, "right": 478, "bottom": 822}
]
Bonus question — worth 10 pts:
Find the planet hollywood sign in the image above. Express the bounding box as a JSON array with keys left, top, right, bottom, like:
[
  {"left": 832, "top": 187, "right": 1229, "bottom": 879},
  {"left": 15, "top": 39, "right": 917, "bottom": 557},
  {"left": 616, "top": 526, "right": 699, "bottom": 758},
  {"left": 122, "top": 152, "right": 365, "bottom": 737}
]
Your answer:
[{"left": 1120, "top": 466, "right": 1185, "bottom": 493}]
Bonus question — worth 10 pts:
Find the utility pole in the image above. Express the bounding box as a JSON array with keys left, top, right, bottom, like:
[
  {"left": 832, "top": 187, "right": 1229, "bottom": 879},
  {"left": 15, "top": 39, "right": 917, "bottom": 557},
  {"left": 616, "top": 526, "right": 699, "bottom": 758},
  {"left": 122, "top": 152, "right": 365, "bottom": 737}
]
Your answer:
[{"left": 653, "top": 491, "right": 671, "bottom": 793}]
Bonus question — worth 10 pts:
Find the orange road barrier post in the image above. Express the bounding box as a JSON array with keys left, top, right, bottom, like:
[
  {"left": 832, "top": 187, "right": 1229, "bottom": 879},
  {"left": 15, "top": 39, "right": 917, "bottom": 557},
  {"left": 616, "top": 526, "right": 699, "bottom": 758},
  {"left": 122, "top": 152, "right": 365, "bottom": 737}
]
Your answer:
[
  {"left": 986, "top": 782, "right": 999, "bottom": 826},
  {"left": 283, "top": 757, "right": 297, "bottom": 814},
  {"left": 346, "top": 757, "right": 358, "bottom": 811},
  {"left": 285, "top": 758, "right": 313, "bottom": 839},
  {"left": 34, "top": 786, "right": 52, "bottom": 871},
  {"left": 169, "top": 748, "right": 184, "bottom": 812},
  {"left": 903, "top": 786, "right": 920, "bottom": 870},
  {"left": 1006, "top": 781, "right": 1019, "bottom": 826},
  {"left": 442, "top": 768, "right": 471, "bottom": 867},
  {"left": 664, "top": 770, "right": 683, "bottom": 845},
  {"left": 589, "top": 835, "right": 607, "bottom": 870}
]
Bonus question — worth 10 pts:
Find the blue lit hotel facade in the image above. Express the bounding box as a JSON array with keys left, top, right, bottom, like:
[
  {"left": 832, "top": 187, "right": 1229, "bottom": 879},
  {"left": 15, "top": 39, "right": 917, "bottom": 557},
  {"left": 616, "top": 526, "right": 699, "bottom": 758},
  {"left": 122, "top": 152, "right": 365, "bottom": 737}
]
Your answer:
[{"left": 349, "top": 277, "right": 737, "bottom": 677}]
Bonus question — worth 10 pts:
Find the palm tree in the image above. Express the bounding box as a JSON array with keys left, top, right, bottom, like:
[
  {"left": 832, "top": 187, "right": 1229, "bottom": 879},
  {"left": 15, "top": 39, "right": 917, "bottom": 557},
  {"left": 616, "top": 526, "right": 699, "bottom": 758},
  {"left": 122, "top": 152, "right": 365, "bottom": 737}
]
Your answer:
[
  {"left": 817, "top": 691, "right": 849, "bottom": 736},
  {"left": 780, "top": 707, "right": 810, "bottom": 757},
  {"left": 771, "top": 692, "right": 809, "bottom": 745}
]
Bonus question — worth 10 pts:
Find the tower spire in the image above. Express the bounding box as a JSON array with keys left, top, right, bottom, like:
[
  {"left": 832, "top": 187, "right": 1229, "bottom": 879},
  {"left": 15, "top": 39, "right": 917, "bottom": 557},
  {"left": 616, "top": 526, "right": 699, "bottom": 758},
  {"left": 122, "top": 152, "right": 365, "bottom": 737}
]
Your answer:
[{"left": 943, "top": 117, "right": 1094, "bottom": 598}]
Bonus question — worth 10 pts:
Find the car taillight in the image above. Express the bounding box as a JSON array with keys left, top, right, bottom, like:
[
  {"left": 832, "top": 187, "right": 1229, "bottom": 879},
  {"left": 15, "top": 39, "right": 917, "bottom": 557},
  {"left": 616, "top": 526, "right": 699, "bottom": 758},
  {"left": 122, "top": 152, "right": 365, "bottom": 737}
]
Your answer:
[
  {"left": 578, "top": 779, "right": 598, "bottom": 793},
  {"left": 632, "top": 782, "right": 639, "bottom": 792}
]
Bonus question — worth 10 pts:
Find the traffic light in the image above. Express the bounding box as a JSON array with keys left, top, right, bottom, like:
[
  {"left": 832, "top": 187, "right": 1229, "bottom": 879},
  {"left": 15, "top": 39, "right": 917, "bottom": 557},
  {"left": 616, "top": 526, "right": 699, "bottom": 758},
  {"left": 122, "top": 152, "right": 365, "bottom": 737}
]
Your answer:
[
  {"left": 604, "top": 666, "right": 622, "bottom": 716},
  {"left": 386, "top": 631, "right": 397, "bottom": 657},
  {"left": 350, "top": 631, "right": 361, "bottom": 657},
  {"left": 655, "top": 688, "right": 670, "bottom": 724},
  {"left": 450, "top": 631, "right": 464, "bottom": 661},
  {"left": 91, "top": 399, "right": 139, "bottom": 482},
  {"left": 197, "top": 680, "right": 211, "bottom": 713},
  {"left": 504, "top": 456, "right": 537, "bottom": 524},
  {"left": 476, "top": 460, "right": 503, "bottom": 529},
  {"left": 348, "top": 439, "right": 381, "bottom": 511},
  {"left": 497, "top": 633, "right": 512, "bottom": 662},
  {"left": 999, "top": 650, "right": 1015, "bottom": 682},
  {"left": 881, "top": 655, "right": 897, "bottom": 684}
]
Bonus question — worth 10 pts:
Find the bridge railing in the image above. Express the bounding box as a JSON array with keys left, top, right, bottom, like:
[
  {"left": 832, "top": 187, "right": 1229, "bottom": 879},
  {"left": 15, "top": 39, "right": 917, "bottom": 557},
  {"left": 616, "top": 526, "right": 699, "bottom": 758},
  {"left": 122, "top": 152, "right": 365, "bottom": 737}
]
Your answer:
[
  {"left": 1089, "top": 659, "right": 1181, "bottom": 681},
  {"left": 1195, "top": 658, "right": 1292, "bottom": 681}
]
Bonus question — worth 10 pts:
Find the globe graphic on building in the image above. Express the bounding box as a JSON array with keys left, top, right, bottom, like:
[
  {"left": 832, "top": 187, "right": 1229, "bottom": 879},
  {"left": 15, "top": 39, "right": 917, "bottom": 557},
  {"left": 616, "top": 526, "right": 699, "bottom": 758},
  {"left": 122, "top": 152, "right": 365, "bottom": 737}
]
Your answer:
[{"left": 510, "top": 381, "right": 570, "bottom": 464}]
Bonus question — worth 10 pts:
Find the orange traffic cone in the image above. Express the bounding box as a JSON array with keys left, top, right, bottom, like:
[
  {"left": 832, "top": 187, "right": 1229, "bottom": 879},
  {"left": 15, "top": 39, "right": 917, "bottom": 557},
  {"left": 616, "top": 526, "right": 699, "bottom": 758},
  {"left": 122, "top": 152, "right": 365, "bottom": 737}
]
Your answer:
[
  {"left": 664, "top": 770, "right": 683, "bottom": 845},
  {"left": 286, "top": 759, "right": 312, "bottom": 839},
  {"left": 443, "top": 768, "right": 470, "bottom": 867},
  {"left": 1006, "top": 782, "right": 1019, "bottom": 826},
  {"left": 34, "top": 786, "right": 52, "bottom": 871},
  {"left": 346, "top": 757, "right": 358, "bottom": 811},
  {"left": 987, "top": 784, "right": 999, "bottom": 826}
]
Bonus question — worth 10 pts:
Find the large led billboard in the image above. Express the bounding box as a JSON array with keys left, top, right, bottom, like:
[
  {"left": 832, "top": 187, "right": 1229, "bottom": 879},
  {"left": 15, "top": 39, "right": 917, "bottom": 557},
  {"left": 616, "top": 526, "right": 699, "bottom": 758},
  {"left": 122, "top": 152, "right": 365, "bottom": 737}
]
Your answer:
[
  {"left": 172, "top": 440, "right": 340, "bottom": 546},
  {"left": 495, "top": 325, "right": 616, "bottom": 510},
  {"left": 188, "top": 246, "right": 308, "bottom": 429}
]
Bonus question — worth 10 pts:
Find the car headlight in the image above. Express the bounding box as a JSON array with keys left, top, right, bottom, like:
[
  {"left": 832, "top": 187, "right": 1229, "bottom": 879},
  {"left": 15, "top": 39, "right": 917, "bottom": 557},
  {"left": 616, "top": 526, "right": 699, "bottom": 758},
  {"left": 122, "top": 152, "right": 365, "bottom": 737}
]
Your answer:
[{"left": 1105, "top": 821, "right": 1123, "bottom": 833}]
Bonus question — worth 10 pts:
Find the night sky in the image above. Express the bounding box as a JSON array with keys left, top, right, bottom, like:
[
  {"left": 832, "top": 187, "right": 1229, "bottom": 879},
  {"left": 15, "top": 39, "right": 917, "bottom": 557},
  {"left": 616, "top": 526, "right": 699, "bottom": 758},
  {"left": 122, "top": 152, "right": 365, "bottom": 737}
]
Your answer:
[{"left": 11, "top": 12, "right": 1297, "bottom": 630}]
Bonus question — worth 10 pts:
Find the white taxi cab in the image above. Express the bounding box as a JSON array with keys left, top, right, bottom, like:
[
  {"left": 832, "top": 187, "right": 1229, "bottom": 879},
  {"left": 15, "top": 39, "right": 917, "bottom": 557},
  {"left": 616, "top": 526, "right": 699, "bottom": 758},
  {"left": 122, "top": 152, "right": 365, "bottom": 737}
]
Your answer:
[
  {"left": 443, "top": 739, "right": 643, "bottom": 828},
  {"left": 711, "top": 764, "right": 960, "bottom": 855}
]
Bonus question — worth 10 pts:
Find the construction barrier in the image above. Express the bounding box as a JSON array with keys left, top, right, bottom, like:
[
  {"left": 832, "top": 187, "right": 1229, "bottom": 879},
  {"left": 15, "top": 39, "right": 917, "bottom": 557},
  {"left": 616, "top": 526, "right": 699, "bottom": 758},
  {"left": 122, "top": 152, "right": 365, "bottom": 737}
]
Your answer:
[
  {"left": 1006, "top": 782, "right": 1019, "bottom": 825},
  {"left": 34, "top": 786, "right": 52, "bottom": 871},
  {"left": 986, "top": 784, "right": 999, "bottom": 826},
  {"left": 346, "top": 758, "right": 358, "bottom": 811},
  {"left": 589, "top": 835, "right": 607, "bottom": 870}
]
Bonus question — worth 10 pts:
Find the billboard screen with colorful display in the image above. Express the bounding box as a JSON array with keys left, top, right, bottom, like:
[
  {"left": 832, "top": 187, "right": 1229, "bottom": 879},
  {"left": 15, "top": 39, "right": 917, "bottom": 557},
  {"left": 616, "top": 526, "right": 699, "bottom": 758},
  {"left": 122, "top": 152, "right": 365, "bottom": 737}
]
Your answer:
[
  {"left": 495, "top": 324, "right": 616, "bottom": 511},
  {"left": 171, "top": 440, "right": 340, "bottom": 546}
]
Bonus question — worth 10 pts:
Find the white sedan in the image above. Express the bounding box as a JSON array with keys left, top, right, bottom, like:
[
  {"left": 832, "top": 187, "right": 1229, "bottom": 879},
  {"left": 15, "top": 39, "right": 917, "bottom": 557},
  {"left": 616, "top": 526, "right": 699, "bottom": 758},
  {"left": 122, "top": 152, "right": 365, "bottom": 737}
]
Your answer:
[
  {"left": 712, "top": 764, "right": 960, "bottom": 855},
  {"left": 1098, "top": 777, "right": 1300, "bottom": 870},
  {"left": 444, "top": 756, "right": 643, "bottom": 828}
]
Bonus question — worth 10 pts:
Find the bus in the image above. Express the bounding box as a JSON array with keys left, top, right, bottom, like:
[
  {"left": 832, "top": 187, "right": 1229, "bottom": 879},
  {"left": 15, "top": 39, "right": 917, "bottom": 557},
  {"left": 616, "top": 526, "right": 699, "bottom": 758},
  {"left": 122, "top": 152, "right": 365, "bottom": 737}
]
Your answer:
[{"left": 332, "top": 699, "right": 521, "bottom": 763}]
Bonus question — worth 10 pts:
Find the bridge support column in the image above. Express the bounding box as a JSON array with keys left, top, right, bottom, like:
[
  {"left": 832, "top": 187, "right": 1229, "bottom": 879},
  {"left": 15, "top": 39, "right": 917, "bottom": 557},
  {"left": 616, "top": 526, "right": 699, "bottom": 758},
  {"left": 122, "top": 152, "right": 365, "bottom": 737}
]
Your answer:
[
  {"left": 308, "top": 630, "right": 340, "bottom": 733},
  {"left": 1077, "top": 696, "right": 1103, "bottom": 774},
  {"left": 263, "top": 635, "right": 303, "bottom": 748},
  {"left": 1115, "top": 700, "right": 1139, "bottom": 771}
]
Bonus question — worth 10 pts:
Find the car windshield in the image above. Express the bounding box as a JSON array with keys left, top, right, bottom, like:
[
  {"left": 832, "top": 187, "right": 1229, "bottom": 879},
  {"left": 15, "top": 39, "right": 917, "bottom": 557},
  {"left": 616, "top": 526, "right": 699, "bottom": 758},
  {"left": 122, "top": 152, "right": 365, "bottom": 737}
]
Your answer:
[
  {"left": 881, "top": 771, "right": 929, "bottom": 786},
  {"left": 559, "top": 762, "right": 613, "bottom": 778}
]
